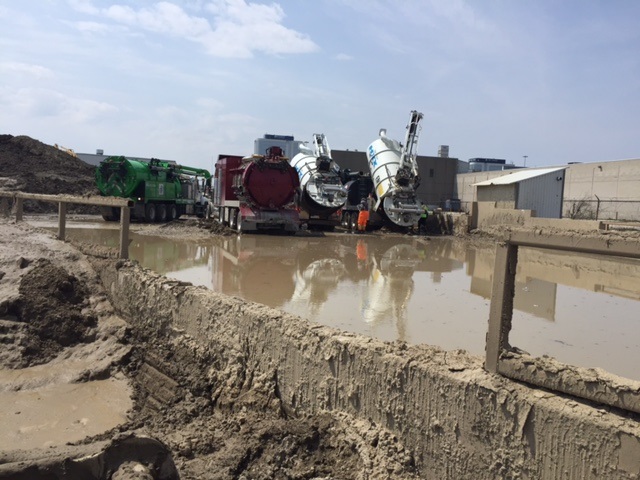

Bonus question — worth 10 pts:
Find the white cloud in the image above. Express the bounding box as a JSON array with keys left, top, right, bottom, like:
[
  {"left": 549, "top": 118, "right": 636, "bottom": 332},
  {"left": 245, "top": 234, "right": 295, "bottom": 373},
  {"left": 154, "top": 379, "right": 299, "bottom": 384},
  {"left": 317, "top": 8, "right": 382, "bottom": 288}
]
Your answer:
[
  {"left": 73, "top": 0, "right": 318, "bottom": 58},
  {"left": 74, "top": 21, "right": 110, "bottom": 33},
  {"left": 0, "top": 62, "right": 54, "bottom": 78},
  {"left": 67, "top": 0, "right": 100, "bottom": 15},
  {"left": 196, "top": 97, "right": 224, "bottom": 109},
  {"left": 1, "top": 87, "right": 118, "bottom": 123},
  {"left": 335, "top": 53, "right": 353, "bottom": 61}
]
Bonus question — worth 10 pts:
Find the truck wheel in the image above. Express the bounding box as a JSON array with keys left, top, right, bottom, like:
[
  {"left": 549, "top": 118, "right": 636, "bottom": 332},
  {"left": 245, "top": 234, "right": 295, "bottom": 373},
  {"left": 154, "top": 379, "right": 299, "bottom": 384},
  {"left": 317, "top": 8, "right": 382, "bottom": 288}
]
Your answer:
[
  {"left": 341, "top": 211, "right": 349, "bottom": 228},
  {"left": 157, "top": 204, "right": 167, "bottom": 223},
  {"left": 229, "top": 209, "right": 237, "bottom": 229},
  {"left": 167, "top": 204, "right": 177, "bottom": 221},
  {"left": 349, "top": 212, "right": 358, "bottom": 231},
  {"left": 145, "top": 203, "right": 156, "bottom": 223},
  {"left": 235, "top": 210, "right": 242, "bottom": 233},
  {"left": 101, "top": 207, "right": 121, "bottom": 221}
]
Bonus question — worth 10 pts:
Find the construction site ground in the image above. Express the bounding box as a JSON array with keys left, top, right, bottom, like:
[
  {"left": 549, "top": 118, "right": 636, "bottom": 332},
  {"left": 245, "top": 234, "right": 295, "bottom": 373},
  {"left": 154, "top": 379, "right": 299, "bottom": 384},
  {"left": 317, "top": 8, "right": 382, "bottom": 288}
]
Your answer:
[{"left": 2, "top": 134, "right": 640, "bottom": 479}]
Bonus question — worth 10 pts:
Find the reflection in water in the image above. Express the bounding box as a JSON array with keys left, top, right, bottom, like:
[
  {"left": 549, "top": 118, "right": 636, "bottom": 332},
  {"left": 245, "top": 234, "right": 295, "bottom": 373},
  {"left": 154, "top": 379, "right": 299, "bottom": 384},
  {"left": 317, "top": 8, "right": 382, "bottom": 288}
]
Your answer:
[
  {"left": 211, "top": 236, "right": 297, "bottom": 307},
  {"left": 56, "top": 226, "right": 640, "bottom": 381},
  {"left": 466, "top": 246, "right": 557, "bottom": 321},
  {"left": 361, "top": 243, "right": 421, "bottom": 341}
]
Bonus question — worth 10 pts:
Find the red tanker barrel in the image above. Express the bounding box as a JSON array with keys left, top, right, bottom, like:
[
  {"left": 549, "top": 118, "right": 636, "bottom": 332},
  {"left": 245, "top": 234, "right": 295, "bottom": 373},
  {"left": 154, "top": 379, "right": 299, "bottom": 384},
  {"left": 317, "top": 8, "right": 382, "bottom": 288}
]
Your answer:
[{"left": 242, "top": 160, "right": 300, "bottom": 209}]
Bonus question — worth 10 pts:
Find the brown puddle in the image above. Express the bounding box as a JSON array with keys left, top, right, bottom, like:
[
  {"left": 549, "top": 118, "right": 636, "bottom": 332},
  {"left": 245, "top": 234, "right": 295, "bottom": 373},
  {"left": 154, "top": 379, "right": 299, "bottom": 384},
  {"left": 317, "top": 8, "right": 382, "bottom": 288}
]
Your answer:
[{"left": 57, "top": 226, "right": 640, "bottom": 381}]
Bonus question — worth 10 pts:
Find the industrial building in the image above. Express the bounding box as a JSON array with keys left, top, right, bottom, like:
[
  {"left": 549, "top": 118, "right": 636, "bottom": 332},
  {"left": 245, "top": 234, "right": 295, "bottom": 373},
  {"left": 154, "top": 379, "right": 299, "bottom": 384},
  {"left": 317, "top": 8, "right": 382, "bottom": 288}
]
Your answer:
[
  {"left": 472, "top": 167, "right": 566, "bottom": 219},
  {"left": 457, "top": 158, "right": 640, "bottom": 221}
]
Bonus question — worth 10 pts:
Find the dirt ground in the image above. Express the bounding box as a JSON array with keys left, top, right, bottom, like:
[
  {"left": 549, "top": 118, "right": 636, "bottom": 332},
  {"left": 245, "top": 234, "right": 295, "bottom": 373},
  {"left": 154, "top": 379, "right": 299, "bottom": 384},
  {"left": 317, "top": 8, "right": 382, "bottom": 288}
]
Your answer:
[{"left": 0, "top": 217, "right": 425, "bottom": 480}]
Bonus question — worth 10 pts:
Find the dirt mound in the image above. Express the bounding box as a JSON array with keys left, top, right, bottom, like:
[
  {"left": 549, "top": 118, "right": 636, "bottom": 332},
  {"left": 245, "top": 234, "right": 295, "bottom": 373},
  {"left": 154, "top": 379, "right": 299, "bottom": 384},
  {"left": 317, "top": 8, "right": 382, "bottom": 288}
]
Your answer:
[
  {"left": 0, "top": 134, "right": 99, "bottom": 212},
  {"left": 1, "top": 258, "right": 97, "bottom": 368}
]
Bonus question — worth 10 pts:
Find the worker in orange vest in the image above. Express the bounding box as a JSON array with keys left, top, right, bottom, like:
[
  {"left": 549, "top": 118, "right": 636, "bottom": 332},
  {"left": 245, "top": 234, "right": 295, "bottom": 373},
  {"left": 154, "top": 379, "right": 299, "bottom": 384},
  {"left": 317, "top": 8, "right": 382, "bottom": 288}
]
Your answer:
[{"left": 357, "top": 199, "right": 369, "bottom": 233}]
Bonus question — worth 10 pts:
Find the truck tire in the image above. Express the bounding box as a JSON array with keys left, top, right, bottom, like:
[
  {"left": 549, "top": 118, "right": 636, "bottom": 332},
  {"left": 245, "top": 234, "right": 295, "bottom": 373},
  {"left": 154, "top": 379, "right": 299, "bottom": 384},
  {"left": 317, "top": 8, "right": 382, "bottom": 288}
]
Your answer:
[
  {"left": 349, "top": 212, "right": 358, "bottom": 231},
  {"left": 101, "top": 207, "right": 121, "bottom": 221},
  {"left": 157, "top": 204, "right": 167, "bottom": 223},
  {"left": 341, "top": 211, "right": 349, "bottom": 228},
  {"left": 196, "top": 203, "right": 206, "bottom": 218},
  {"left": 235, "top": 210, "right": 242, "bottom": 233},
  {"left": 229, "top": 209, "right": 237, "bottom": 230},
  {"left": 167, "top": 204, "right": 177, "bottom": 221},
  {"left": 145, "top": 203, "right": 156, "bottom": 223}
]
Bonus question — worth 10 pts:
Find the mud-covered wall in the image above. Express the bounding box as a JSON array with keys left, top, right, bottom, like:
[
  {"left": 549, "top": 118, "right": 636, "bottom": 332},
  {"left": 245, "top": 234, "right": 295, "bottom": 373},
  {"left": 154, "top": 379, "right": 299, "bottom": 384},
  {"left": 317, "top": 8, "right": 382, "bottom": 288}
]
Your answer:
[
  {"left": 99, "top": 261, "right": 640, "bottom": 479},
  {"left": 473, "top": 201, "right": 602, "bottom": 232}
]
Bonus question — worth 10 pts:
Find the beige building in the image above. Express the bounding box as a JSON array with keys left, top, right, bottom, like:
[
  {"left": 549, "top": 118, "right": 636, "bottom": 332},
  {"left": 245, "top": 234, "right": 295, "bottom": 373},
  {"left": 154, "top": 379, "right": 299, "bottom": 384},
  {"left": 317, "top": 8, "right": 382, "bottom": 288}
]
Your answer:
[
  {"left": 473, "top": 167, "right": 566, "bottom": 219},
  {"left": 456, "top": 158, "right": 640, "bottom": 221}
]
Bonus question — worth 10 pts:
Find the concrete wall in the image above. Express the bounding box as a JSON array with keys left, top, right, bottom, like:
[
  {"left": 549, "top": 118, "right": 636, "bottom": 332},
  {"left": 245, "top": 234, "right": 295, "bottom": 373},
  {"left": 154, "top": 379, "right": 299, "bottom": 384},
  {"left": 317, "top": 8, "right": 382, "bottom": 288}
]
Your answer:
[
  {"left": 455, "top": 171, "right": 507, "bottom": 212},
  {"left": 564, "top": 159, "right": 640, "bottom": 220},
  {"left": 477, "top": 184, "right": 516, "bottom": 209},
  {"left": 472, "top": 202, "right": 602, "bottom": 232},
  {"left": 98, "top": 260, "right": 640, "bottom": 479},
  {"left": 475, "top": 201, "right": 531, "bottom": 230}
]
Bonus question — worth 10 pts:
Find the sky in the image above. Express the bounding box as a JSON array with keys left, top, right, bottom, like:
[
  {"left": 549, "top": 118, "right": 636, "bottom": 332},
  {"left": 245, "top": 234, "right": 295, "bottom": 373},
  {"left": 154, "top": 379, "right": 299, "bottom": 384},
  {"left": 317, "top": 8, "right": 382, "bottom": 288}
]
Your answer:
[{"left": 1, "top": 0, "right": 639, "bottom": 172}]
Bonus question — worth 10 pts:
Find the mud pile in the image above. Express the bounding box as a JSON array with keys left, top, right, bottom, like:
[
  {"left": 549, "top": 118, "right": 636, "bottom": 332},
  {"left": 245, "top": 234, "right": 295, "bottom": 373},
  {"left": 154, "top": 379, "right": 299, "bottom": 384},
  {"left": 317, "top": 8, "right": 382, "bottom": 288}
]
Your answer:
[
  {"left": 0, "top": 134, "right": 99, "bottom": 212},
  {"left": 0, "top": 258, "right": 97, "bottom": 368}
]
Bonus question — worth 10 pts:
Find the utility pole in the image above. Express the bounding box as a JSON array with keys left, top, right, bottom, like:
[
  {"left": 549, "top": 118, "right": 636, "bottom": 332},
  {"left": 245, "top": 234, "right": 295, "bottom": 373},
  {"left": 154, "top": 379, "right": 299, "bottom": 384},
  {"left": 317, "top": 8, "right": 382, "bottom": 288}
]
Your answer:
[{"left": 523, "top": 155, "right": 528, "bottom": 167}]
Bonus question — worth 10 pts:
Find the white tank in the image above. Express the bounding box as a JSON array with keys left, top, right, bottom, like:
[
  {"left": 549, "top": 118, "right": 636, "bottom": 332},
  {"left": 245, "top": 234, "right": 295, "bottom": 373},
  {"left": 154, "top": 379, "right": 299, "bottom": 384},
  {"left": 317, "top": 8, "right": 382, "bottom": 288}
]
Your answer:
[
  {"left": 367, "top": 136, "right": 403, "bottom": 200},
  {"left": 290, "top": 146, "right": 346, "bottom": 211},
  {"left": 366, "top": 136, "right": 422, "bottom": 227},
  {"left": 290, "top": 146, "right": 317, "bottom": 189}
]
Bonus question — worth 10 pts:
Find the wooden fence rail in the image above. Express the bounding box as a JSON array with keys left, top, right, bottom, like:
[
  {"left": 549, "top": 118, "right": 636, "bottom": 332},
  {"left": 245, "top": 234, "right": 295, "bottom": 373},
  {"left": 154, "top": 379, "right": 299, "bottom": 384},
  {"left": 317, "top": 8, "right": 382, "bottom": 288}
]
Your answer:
[
  {"left": 0, "top": 191, "right": 133, "bottom": 259},
  {"left": 486, "top": 230, "right": 640, "bottom": 414}
]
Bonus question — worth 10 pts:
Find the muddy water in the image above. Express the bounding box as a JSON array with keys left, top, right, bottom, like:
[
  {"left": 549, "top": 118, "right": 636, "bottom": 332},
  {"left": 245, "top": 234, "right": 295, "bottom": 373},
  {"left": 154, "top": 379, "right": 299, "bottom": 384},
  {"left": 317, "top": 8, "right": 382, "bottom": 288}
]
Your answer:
[{"left": 58, "top": 225, "right": 640, "bottom": 382}]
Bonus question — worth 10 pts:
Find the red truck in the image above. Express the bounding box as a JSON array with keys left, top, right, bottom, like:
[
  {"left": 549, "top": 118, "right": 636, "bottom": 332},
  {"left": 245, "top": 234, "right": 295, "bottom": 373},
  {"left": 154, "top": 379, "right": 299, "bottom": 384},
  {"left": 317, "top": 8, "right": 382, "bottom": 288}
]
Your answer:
[{"left": 212, "top": 147, "right": 300, "bottom": 234}]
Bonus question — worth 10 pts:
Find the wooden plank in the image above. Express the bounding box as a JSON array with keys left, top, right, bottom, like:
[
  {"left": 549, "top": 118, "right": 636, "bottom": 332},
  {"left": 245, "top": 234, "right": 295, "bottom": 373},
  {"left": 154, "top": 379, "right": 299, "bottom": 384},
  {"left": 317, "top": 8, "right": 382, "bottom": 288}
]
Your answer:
[
  {"left": 485, "top": 242, "right": 518, "bottom": 373},
  {"left": 58, "top": 202, "right": 67, "bottom": 240},
  {"left": 11, "top": 192, "right": 132, "bottom": 207},
  {"left": 506, "top": 230, "right": 640, "bottom": 259},
  {"left": 119, "top": 205, "right": 130, "bottom": 260},
  {"left": 499, "top": 352, "right": 640, "bottom": 414},
  {"left": 15, "top": 198, "right": 23, "bottom": 222}
]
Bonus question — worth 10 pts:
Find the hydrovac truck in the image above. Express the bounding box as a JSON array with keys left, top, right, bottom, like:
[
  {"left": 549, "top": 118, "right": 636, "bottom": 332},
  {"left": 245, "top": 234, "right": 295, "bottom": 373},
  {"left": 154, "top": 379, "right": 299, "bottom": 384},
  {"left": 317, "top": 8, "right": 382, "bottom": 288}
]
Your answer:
[
  {"left": 213, "top": 146, "right": 300, "bottom": 234},
  {"left": 366, "top": 110, "right": 425, "bottom": 230},
  {"left": 95, "top": 156, "right": 211, "bottom": 222},
  {"left": 290, "top": 133, "right": 347, "bottom": 230}
]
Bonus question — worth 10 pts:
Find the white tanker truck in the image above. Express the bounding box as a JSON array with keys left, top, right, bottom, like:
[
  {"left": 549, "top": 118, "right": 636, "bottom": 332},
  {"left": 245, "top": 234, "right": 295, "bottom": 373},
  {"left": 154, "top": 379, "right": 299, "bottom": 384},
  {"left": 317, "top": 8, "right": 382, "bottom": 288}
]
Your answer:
[
  {"left": 290, "top": 133, "right": 347, "bottom": 230},
  {"left": 366, "top": 110, "right": 424, "bottom": 229}
]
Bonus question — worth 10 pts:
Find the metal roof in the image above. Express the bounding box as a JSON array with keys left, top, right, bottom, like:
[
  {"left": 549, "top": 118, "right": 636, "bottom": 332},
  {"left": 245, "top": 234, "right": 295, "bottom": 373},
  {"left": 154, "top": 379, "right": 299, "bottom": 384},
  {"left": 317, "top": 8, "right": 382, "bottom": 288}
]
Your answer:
[{"left": 472, "top": 167, "right": 567, "bottom": 186}]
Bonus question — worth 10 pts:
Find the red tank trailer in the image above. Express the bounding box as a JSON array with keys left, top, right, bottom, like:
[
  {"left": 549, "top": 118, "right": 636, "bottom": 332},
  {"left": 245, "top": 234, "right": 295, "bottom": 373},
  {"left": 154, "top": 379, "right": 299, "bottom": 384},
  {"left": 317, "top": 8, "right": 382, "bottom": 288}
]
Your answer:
[{"left": 213, "top": 146, "right": 300, "bottom": 233}]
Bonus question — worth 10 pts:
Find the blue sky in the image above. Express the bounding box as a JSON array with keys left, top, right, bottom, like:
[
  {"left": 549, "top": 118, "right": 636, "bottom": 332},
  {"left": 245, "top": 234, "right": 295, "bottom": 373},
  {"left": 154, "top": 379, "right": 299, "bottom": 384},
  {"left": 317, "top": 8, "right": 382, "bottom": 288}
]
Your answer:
[{"left": 1, "top": 0, "right": 639, "bottom": 171}]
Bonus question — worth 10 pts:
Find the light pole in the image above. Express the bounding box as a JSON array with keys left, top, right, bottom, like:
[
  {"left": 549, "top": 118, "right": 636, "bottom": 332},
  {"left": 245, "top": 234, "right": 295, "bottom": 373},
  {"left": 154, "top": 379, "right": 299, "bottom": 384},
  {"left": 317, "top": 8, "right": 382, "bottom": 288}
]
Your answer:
[{"left": 523, "top": 155, "right": 528, "bottom": 167}]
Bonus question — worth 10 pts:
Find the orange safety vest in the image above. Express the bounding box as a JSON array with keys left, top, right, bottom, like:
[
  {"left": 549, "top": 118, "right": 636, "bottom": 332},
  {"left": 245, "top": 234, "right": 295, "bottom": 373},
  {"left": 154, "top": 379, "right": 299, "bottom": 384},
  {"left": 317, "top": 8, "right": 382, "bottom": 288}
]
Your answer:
[{"left": 357, "top": 210, "right": 369, "bottom": 226}]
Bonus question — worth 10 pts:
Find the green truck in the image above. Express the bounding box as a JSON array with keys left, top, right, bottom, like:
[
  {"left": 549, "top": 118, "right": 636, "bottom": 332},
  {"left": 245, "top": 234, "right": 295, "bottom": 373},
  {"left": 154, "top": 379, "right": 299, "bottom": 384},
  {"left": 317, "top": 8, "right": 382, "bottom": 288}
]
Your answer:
[{"left": 95, "top": 156, "right": 211, "bottom": 222}]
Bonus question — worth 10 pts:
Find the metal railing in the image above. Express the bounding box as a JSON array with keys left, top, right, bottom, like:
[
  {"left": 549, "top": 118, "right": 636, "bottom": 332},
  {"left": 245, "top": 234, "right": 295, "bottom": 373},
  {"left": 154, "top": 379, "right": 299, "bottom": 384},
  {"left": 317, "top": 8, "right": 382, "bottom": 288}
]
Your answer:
[
  {"left": 485, "top": 231, "right": 640, "bottom": 414},
  {"left": 0, "top": 191, "right": 133, "bottom": 259}
]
